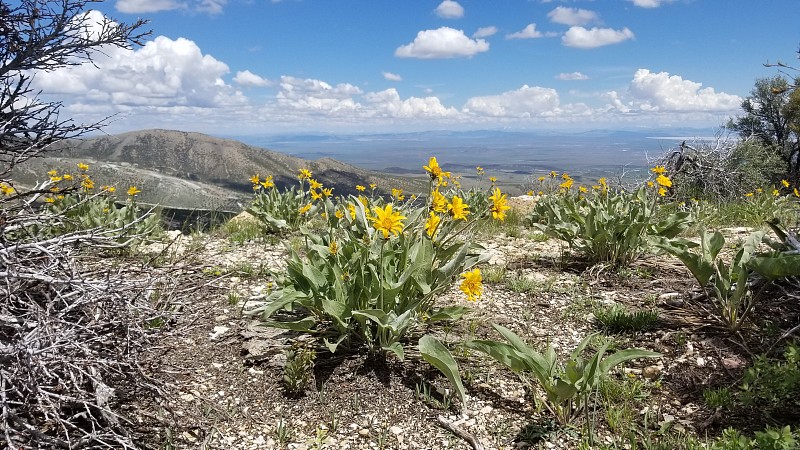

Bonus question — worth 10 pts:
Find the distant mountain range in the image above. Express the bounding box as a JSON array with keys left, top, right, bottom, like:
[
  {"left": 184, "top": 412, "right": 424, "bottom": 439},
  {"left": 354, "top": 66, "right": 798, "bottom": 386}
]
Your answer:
[{"left": 14, "top": 129, "right": 425, "bottom": 210}]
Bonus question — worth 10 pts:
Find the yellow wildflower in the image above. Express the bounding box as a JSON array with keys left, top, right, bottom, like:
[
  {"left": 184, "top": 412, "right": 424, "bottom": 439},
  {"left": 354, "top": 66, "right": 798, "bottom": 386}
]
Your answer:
[
  {"left": 370, "top": 204, "right": 405, "bottom": 239},
  {"left": 50, "top": 176, "right": 62, "bottom": 182},
  {"left": 392, "top": 188, "right": 405, "bottom": 201},
  {"left": 772, "top": 189, "right": 780, "bottom": 197},
  {"left": 647, "top": 181, "right": 655, "bottom": 188},
  {"left": 322, "top": 187, "right": 334, "bottom": 197},
  {"left": 261, "top": 176, "right": 275, "bottom": 189},
  {"left": 250, "top": 174, "right": 260, "bottom": 185},
  {"left": 459, "top": 269, "right": 483, "bottom": 302},
  {"left": 781, "top": 179, "right": 790, "bottom": 188},
  {"left": 794, "top": 188, "right": 799, "bottom": 197},
  {"left": 335, "top": 210, "right": 344, "bottom": 219},
  {"left": 127, "top": 186, "right": 141, "bottom": 196},
  {"left": 82, "top": 178, "right": 95, "bottom": 190},
  {"left": 559, "top": 178, "right": 574, "bottom": 190},
  {"left": 476, "top": 166, "right": 484, "bottom": 175},
  {"left": 538, "top": 176, "right": 545, "bottom": 182},
  {"left": 550, "top": 171, "right": 557, "bottom": 178},
  {"left": 77, "top": 163, "right": 89, "bottom": 171},
  {"left": 309, "top": 179, "right": 323, "bottom": 190},
  {"left": 430, "top": 189, "right": 448, "bottom": 213},
  {"left": 489, "top": 176, "right": 497, "bottom": 184},
  {"left": 0, "top": 184, "right": 14, "bottom": 196},
  {"left": 651, "top": 166, "right": 666, "bottom": 175},
  {"left": 448, "top": 195, "right": 469, "bottom": 221},
  {"left": 47, "top": 169, "right": 58, "bottom": 177},
  {"left": 655, "top": 174, "right": 672, "bottom": 188},
  {"left": 579, "top": 186, "right": 588, "bottom": 193},
  {"left": 424, "top": 157, "right": 444, "bottom": 182},
  {"left": 310, "top": 190, "right": 322, "bottom": 201},
  {"left": 489, "top": 187, "right": 510, "bottom": 221},
  {"left": 527, "top": 190, "right": 534, "bottom": 196},
  {"left": 370, "top": 183, "right": 377, "bottom": 190},
  {"left": 299, "top": 203, "right": 312, "bottom": 214},
  {"left": 298, "top": 168, "right": 312, "bottom": 180},
  {"left": 347, "top": 203, "right": 357, "bottom": 220},
  {"left": 63, "top": 174, "right": 73, "bottom": 181},
  {"left": 756, "top": 188, "right": 763, "bottom": 193},
  {"left": 425, "top": 212, "right": 441, "bottom": 238},
  {"left": 56, "top": 195, "right": 64, "bottom": 200},
  {"left": 44, "top": 197, "right": 55, "bottom": 203},
  {"left": 328, "top": 241, "right": 338, "bottom": 255},
  {"left": 658, "top": 187, "right": 667, "bottom": 197},
  {"left": 102, "top": 185, "right": 116, "bottom": 193},
  {"left": 745, "top": 192, "right": 754, "bottom": 197},
  {"left": 356, "top": 185, "right": 366, "bottom": 192}
]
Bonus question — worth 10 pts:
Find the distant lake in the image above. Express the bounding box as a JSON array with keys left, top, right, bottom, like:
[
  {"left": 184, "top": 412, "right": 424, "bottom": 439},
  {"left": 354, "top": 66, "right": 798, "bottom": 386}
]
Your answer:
[{"left": 234, "top": 130, "right": 711, "bottom": 190}]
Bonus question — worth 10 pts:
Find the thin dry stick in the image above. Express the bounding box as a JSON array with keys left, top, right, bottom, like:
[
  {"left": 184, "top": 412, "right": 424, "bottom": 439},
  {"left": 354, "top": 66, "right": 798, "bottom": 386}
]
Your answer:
[{"left": 436, "top": 415, "right": 485, "bottom": 450}]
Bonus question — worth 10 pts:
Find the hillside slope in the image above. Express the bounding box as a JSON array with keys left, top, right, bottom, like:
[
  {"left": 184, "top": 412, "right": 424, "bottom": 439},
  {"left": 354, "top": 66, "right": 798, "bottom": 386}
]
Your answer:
[{"left": 14, "top": 129, "right": 425, "bottom": 209}]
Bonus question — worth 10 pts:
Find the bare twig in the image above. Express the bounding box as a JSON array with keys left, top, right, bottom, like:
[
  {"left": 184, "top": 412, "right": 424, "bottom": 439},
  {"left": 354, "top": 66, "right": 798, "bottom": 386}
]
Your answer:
[{"left": 436, "top": 415, "right": 485, "bottom": 450}]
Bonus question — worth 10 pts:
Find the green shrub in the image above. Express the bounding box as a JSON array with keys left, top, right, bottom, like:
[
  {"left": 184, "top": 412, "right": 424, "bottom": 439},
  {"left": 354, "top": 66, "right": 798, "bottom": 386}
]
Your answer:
[
  {"left": 466, "top": 325, "right": 660, "bottom": 425},
  {"left": 593, "top": 303, "right": 660, "bottom": 333},
  {"left": 528, "top": 183, "right": 691, "bottom": 268}
]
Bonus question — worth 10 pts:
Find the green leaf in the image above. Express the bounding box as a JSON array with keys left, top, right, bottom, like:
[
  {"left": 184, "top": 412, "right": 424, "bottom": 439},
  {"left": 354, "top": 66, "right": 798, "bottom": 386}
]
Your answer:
[
  {"left": 419, "top": 335, "right": 466, "bottom": 408},
  {"left": 749, "top": 254, "right": 800, "bottom": 280},
  {"left": 427, "top": 305, "right": 470, "bottom": 322},
  {"left": 598, "top": 348, "right": 661, "bottom": 375},
  {"left": 262, "top": 317, "right": 316, "bottom": 333},
  {"left": 464, "top": 339, "right": 531, "bottom": 372},
  {"left": 324, "top": 334, "right": 348, "bottom": 353},
  {"left": 383, "top": 342, "right": 405, "bottom": 361}
]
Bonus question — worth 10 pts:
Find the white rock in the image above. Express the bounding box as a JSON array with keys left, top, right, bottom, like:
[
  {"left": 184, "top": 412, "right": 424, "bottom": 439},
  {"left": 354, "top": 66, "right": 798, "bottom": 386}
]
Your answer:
[{"left": 209, "top": 325, "right": 229, "bottom": 340}]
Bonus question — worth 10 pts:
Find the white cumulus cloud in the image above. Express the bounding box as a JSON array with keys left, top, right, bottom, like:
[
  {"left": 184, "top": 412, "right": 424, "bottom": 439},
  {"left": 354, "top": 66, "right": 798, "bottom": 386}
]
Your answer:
[
  {"left": 116, "top": 0, "right": 227, "bottom": 14},
  {"left": 506, "top": 24, "right": 553, "bottom": 40},
  {"left": 557, "top": 71, "right": 589, "bottom": 80},
  {"left": 365, "top": 89, "right": 458, "bottom": 118},
  {"left": 395, "top": 27, "right": 489, "bottom": 59},
  {"left": 628, "top": 0, "right": 674, "bottom": 7},
  {"left": 562, "top": 26, "right": 634, "bottom": 48},
  {"left": 435, "top": 1, "right": 464, "bottom": 19},
  {"left": 276, "top": 76, "right": 362, "bottom": 114},
  {"left": 34, "top": 35, "right": 244, "bottom": 108},
  {"left": 233, "top": 70, "right": 271, "bottom": 87},
  {"left": 627, "top": 69, "right": 741, "bottom": 112},
  {"left": 463, "top": 85, "right": 561, "bottom": 118},
  {"left": 547, "top": 7, "right": 599, "bottom": 26},
  {"left": 473, "top": 26, "right": 498, "bottom": 38},
  {"left": 382, "top": 71, "right": 402, "bottom": 81},
  {"left": 116, "top": 0, "right": 183, "bottom": 13}
]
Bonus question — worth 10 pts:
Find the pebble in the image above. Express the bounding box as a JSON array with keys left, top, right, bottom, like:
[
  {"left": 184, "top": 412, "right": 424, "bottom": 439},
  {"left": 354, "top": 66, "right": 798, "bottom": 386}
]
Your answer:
[
  {"left": 358, "top": 428, "right": 370, "bottom": 437},
  {"left": 643, "top": 365, "right": 662, "bottom": 379}
]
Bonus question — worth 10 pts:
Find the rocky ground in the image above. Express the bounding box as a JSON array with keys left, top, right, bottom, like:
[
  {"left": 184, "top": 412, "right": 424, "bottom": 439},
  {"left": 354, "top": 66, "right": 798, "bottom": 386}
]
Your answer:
[{"left": 126, "top": 213, "right": 798, "bottom": 450}]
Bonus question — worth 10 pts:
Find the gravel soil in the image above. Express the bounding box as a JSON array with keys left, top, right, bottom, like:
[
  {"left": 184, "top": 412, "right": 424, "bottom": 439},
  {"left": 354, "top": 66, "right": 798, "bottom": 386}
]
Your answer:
[{"left": 127, "top": 220, "right": 800, "bottom": 450}]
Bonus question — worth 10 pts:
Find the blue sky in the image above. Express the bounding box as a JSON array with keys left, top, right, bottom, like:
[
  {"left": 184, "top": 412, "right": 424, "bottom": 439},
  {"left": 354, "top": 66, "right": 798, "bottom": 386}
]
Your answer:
[{"left": 38, "top": 0, "right": 800, "bottom": 135}]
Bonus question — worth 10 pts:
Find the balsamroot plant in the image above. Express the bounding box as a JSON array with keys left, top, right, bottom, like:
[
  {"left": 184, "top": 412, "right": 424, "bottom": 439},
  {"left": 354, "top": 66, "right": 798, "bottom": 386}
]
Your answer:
[
  {"left": 656, "top": 221, "right": 800, "bottom": 333},
  {"left": 528, "top": 168, "right": 692, "bottom": 268},
  {"left": 466, "top": 325, "right": 660, "bottom": 426},
  {"left": 247, "top": 173, "right": 321, "bottom": 233},
  {"left": 246, "top": 159, "right": 505, "bottom": 407},
  {"left": 38, "top": 166, "right": 162, "bottom": 243}
]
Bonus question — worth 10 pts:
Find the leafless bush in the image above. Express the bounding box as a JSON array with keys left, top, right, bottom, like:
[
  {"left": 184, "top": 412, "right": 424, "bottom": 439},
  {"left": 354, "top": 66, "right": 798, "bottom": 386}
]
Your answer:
[
  {"left": 0, "top": 212, "right": 167, "bottom": 449},
  {"left": 653, "top": 133, "right": 785, "bottom": 200},
  {"left": 0, "top": 1, "right": 165, "bottom": 448}
]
